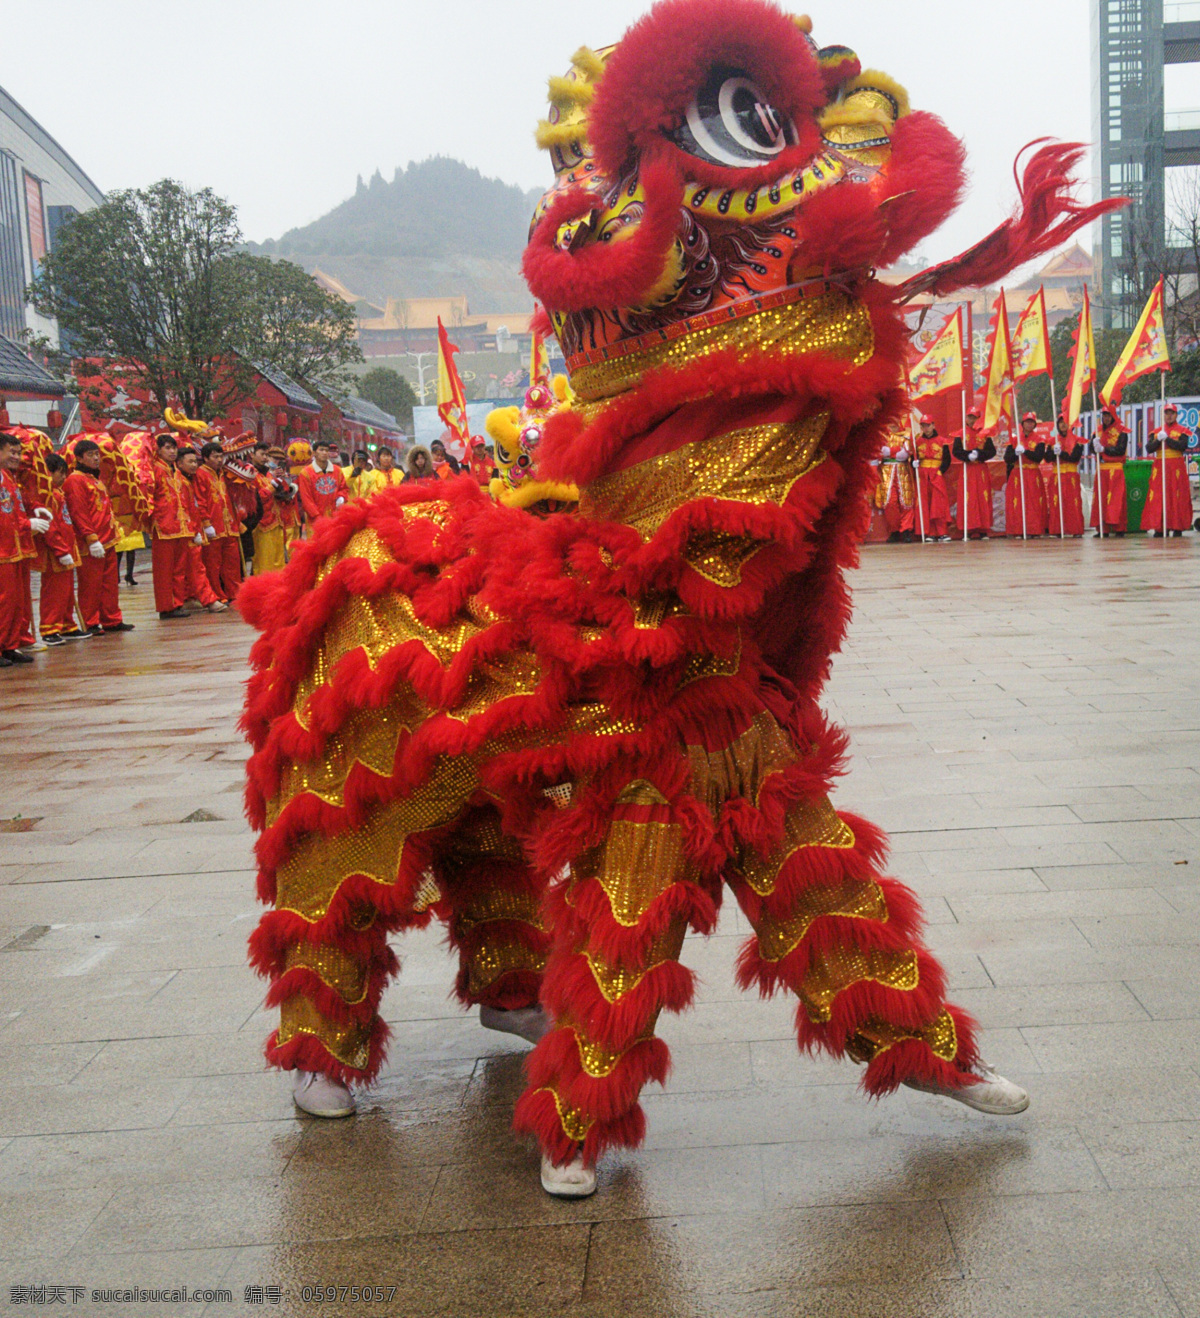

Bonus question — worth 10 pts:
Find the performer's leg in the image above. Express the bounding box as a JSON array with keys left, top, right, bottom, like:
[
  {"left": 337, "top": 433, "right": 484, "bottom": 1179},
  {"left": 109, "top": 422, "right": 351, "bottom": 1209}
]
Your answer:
[
  {"left": 17, "top": 561, "right": 34, "bottom": 646},
  {"left": 76, "top": 554, "right": 103, "bottom": 630},
  {"left": 202, "top": 540, "right": 226, "bottom": 600},
  {"left": 221, "top": 536, "right": 243, "bottom": 600},
  {"left": 151, "top": 536, "right": 180, "bottom": 613},
  {"left": 39, "top": 571, "right": 72, "bottom": 637},
  {"left": 732, "top": 794, "right": 1027, "bottom": 1109},
  {"left": 99, "top": 550, "right": 123, "bottom": 627},
  {"left": 253, "top": 526, "right": 287, "bottom": 574},
  {"left": 0, "top": 561, "right": 24, "bottom": 652},
  {"left": 434, "top": 805, "right": 551, "bottom": 1031},
  {"left": 514, "top": 778, "right": 707, "bottom": 1182}
]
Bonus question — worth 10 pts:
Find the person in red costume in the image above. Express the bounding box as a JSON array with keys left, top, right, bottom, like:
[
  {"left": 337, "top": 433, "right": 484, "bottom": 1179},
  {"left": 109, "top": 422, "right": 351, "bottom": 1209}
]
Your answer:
[
  {"left": 195, "top": 442, "right": 244, "bottom": 601},
  {"left": 1003, "top": 412, "right": 1048, "bottom": 538},
  {"left": 149, "top": 434, "right": 193, "bottom": 618},
  {"left": 902, "top": 416, "right": 952, "bottom": 541},
  {"left": 950, "top": 405, "right": 996, "bottom": 539},
  {"left": 35, "top": 454, "right": 82, "bottom": 645},
  {"left": 174, "top": 447, "right": 227, "bottom": 614},
  {"left": 63, "top": 439, "right": 132, "bottom": 635},
  {"left": 296, "top": 439, "right": 348, "bottom": 523},
  {"left": 0, "top": 432, "right": 34, "bottom": 666},
  {"left": 1144, "top": 403, "right": 1193, "bottom": 537},
  {"left": 1090, "top": 407, "right": 1129, "bottom": 536},
  {"left": 1041, "top": 415, "right": 1087, "bottom": 537}
]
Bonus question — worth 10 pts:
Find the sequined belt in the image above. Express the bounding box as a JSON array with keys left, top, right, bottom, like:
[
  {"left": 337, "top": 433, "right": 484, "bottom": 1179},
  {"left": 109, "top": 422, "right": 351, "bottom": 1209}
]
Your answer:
[{"left": 566, "top": 279, "right": 874, "bottom": 404}]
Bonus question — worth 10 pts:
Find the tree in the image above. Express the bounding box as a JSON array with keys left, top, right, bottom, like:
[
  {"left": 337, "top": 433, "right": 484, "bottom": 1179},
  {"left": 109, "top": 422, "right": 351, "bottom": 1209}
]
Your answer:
[
  {"left": 222, "top": 254, "right": 363, "bottom": 394},
  {"left": 28, "top": 180, "right": 251, "bottom": 424},
  {"left": 28, "top": 180, "right": 364, "bottom": 426},
  {"left": 358, "top": 366, "right": 417, "bottom": 428}
]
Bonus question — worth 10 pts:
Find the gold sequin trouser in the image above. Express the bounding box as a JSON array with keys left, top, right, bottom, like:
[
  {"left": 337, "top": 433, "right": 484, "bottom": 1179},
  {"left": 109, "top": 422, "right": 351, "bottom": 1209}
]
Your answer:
[
  {"left": 515, "top": 777, "right": 696, "bottom": 1164},
  {"left": 727, "top": 795, "right": 972, "bottom": 1095},
  {"left": 265, "top": 778, "right": 547, "bottom": 1081},
  {"left": 436, "top": 805, "right": 551, "bottom": 1010},
  {"left": 517, "top": 717, "right": 975, "bottom": 1162}
]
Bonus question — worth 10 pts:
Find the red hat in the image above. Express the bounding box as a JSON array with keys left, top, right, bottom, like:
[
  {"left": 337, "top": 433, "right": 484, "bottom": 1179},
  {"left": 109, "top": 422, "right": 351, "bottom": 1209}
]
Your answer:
[
  {"left": 1021, "top": 411, "right": 1038, "bottom": 423},
  {"left": 1164, "top": 401, "right": 1178, "bottom": 412},
  {"left": 919, "top": 414, "right": 934, "bottom": 425},
  {"left": 966, "top": 400, "right": 981, "bottom": 417}
]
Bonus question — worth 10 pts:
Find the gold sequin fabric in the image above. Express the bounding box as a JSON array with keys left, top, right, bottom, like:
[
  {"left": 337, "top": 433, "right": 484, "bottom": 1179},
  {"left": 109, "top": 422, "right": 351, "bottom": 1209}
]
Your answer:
[
  {"left": 686, "top": 709, "right": 797, "bottom": 816},
  {"left": 464, "top": 933, "right": 548, "bottom": 997},
  {"left": 453, "top": 887, "right": 545, "bottom": 936},
  {"left": 847, "top": 1009, "right": 959, "bottom": 1065},
  {"left": 683, "top": 531, "right": 765, "bottom": 587},
  {"left": 283, "top": 941, "right": 369, "bottom": 1004},
  {"left": 732, "top": 797, "right": 857, "bottom": 897},
  {"left": 569, "top": 287, "right": 873, "bottom": 403},
  {"left": 750, "top": 878, "right": 888, "bottom": 963},
  {"left": 573, "top": 817, "right": 693, "bottom": 928},
  {"left": 798, "top": 947, "right": 920, "bottom": 1024},
  {"left": 275, "top": 755, "right": 481, "bottom": 922},
  {"left": 561, "top": 1017, "right": 655, "bottom": 1078},
  {"left": 277, "top": 995, "right": 372, "bottom": 1072},
  {"left": 544, "top": 1087, "right": 595, "bottom": 1141},
  {"left": 585, "top": 918, "right": 688, "bottom": 1003},
  {"left": 579, "top": 416, "right": 829, "bottom": 542}
]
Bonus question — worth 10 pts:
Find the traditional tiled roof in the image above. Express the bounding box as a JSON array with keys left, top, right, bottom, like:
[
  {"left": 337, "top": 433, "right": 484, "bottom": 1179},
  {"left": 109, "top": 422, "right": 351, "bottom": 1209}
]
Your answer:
[
  {"left": 251, "top": 360, "right": 322, "bottom": 412},
  {"left": 337, "top": 395, "right": 401, "bottom": 431},
  {"left": 0, "top": 336, "right": 66, "bottom": 399}
]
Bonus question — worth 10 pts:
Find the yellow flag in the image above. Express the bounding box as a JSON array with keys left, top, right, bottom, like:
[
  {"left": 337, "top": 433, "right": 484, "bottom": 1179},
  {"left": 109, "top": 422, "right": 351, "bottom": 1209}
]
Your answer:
[
  {"left": 1101, "top": 277, "right": 1170, "bottom": 407},
  {"left": 981, "top": 290, "right": 1014, "bottom": 435},
  {"left": 908, "top": 307, "right": 966, "bottom": 401},
  {"left": 1065, "top": 285, "right": 1096, "bottom": 429},
  {"left": 1011, "top": 286, "right": 1052, "bottom": 383}
]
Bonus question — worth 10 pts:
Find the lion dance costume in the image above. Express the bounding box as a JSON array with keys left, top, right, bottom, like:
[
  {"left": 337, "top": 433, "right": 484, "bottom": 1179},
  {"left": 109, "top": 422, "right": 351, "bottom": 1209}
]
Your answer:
[{"left": 240, "top": 0, "right": 1118, "bottom": 1179}]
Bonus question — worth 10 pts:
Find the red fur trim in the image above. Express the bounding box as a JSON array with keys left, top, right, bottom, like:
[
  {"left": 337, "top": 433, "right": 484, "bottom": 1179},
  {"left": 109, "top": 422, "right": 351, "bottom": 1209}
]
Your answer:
[
  {"left": 522, "top": 155, "right": 685, "bottom": 313},
  {"left": 908, "top": 141, "right": 1128, "bottom": 298},
  {"left": 264, "top": 1016, "right": 390, "bottom": 1085},
  {"left": 526, "top": 1027, "right": 672, "bottom": 1122},
  {"left": 861, "top": 1004, "right": 980, "bottom": 1096},
  {"left": 541, "top": 952, "right": 696, "bottom": 1051},
  {"left": 588, "top": 0, "right": 824, "bottom": 183},
  {"left": 511, "top": 1086, "right": 647, "bottom": 1164}
]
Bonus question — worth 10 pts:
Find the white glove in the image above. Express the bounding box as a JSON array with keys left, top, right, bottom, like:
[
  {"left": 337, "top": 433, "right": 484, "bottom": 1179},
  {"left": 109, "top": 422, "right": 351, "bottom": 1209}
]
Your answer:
[
  {"left": 1053, "top": 443, "right": 1062, "bottom": 455},
  {"left": 193, "top": 532, "right": 203, "bottom": 545},
  {"left": 204, "top": 525, "right": 217, "bottom": 540},
  {"left": 28, "top": 516, "right": 50, "bottom": 535},
  {"left": 334, "top": 496, "right": 345, "bottom": 507},
  {"left": 1093, "top": 437, "right": 1103, "bottom": 455},
  {"left": 57, "top": 553, "right": 74, "bottom": 568},
  {"left": 879, "top": 445, "right": 892, "bottom": 459},
  {"left": 33, "top": 506, "right": 51, "bottom": 520},
  {"left": 1015, "top": 444, "right": 1026, "bottom": 457},
  {"left": 967, "top": 451, "right": 978, "bottom": 462},
  {"left": 88, "top": 541, "right": 106, "bottom": 559}
]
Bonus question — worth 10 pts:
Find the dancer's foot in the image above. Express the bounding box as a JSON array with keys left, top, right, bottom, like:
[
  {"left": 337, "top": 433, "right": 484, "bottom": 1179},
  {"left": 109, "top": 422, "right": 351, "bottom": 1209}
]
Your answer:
[
  {"left": 540, "top": 1150, "right": 596, "bottom": 1198},
  {"left": 904, "top": 1058, "right": 1029, "bottom": 1115},
  {"left": 292, "top": 1069, "right": 356, "bottom": 1118},
  {"left": 480, "top": 1003, "right": 551, "bottom": 1045},
  {"left": 206, "top": 600, "right": 229, "bottom": 613}
]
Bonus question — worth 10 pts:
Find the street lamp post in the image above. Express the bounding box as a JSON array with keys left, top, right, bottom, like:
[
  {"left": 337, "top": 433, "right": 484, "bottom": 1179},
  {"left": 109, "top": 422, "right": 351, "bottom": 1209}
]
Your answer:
[{"left": 406, "top": 352, "right": 434, "bottom": 404}]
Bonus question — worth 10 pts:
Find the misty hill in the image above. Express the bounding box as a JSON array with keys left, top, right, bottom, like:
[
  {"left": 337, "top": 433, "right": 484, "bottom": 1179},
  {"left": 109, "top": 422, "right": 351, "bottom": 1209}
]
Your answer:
[{"left": 250, "top": 157, "right": 543, "bottom": 313}]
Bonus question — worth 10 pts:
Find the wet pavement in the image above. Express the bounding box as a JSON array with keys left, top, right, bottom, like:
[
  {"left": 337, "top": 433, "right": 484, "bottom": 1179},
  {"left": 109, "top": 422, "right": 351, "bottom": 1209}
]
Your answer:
[{"left": 1, "top": 536, "right": 1198, "bottom": 1317}]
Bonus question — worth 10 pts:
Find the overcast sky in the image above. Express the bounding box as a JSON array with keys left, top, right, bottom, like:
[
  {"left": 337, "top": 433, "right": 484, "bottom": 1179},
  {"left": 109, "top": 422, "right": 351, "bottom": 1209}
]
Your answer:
[{"left": 6, "top": 0, "right": 1171, "bottom": 266}]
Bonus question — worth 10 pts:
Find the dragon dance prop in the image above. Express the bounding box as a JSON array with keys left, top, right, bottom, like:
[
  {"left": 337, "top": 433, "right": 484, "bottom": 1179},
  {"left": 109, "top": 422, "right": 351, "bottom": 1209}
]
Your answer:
[{"left": 238, "top": 0, "right": 1121, "bottom": 1171}]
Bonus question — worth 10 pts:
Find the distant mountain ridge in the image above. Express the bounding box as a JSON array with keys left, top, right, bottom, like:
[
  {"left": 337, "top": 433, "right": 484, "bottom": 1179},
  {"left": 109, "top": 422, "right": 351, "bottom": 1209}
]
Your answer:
[{"left": 249, "top": 157, "right": 542, "bottom": 313}]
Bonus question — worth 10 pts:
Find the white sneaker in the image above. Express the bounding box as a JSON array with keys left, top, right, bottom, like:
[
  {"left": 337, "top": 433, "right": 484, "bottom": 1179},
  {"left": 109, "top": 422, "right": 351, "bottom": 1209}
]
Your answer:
[
  {"left": 540, "top": 1150, "right": 596, "bottom": 1198},
  {"left": 905, "top": 1059, "right": 1030, "bottom": 1115},
  {"left": 479, "top": 1003, "right": 552, "bottom": 1045},
  {"left": 292, "top": 1069, "right": 356, "bottom": 1118},
  {"left": 206, "top": 600, "right": 229, "bottom": 613}
]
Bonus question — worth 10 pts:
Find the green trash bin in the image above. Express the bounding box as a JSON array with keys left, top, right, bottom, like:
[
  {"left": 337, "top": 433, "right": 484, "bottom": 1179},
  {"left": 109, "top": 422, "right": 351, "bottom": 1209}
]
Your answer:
[{"left": 1125, "top": 459, "right": 1153, "bottom": 533}]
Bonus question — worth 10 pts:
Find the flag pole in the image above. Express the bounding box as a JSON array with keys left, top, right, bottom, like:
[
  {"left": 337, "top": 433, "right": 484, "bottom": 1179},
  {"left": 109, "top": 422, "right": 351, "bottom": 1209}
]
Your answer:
[
  {"left": 910, "top": 410, "right": 926, "bottom": 543},
  {"left": 1093, "top": 383, "right": 1105, "bottom": 538},
  {"left": 1161, "top": 370, "right": 1169, "bottom": 540},
  {"left": 1050, "top": 374, "right": 1065, "bottom": 538},
  {"left": 1013, "top": 379, "right": 1028, "bottom": 540},
  {"left": 961, "top": 385, "right": 969, "bottom": 543}
]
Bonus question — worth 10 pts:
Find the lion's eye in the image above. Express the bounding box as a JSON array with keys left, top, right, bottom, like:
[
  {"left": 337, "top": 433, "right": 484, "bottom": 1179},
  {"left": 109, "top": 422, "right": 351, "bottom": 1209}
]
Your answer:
[{"left": 670, "top": 65, "right": 798, "bottom": 168}]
